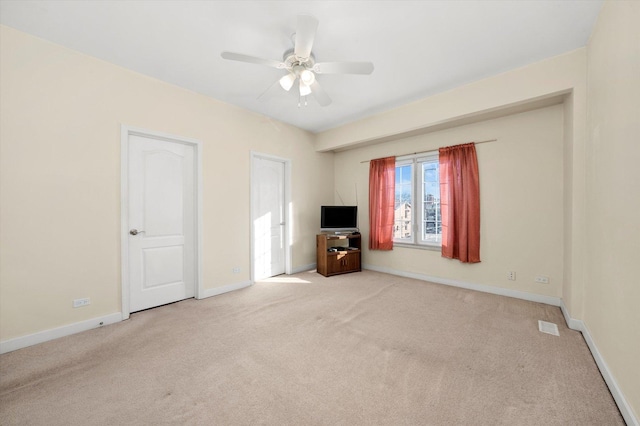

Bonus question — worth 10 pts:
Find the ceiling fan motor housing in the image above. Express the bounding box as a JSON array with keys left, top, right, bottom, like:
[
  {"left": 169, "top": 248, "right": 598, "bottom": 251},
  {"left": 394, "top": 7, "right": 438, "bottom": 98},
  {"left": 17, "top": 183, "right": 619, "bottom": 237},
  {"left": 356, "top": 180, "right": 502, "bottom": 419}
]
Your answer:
[{"left": 283, "top": 48, "right": 315, "bottom": 71}]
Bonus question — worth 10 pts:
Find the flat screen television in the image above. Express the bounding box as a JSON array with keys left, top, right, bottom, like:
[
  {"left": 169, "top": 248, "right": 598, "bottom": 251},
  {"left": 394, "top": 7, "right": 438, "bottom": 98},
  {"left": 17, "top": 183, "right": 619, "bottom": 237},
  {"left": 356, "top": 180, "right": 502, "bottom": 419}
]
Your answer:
[{"left": 321, "top": 206, "right": 358, "bottom": 232}]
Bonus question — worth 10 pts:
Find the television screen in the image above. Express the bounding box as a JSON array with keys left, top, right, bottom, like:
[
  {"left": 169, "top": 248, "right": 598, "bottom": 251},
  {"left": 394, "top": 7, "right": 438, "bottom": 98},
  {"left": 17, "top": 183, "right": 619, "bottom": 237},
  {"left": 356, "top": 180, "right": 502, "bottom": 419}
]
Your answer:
[{"left": 321, "top": 206, "right": 358, "bottom": 231}]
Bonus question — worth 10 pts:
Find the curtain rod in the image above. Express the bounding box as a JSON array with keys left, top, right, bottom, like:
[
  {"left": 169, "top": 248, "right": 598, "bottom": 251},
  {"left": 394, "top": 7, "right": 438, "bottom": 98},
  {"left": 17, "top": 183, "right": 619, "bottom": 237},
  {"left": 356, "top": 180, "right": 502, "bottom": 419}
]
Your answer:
[{"left": 359, "top": 139, "right": 498, "bottom": 163}]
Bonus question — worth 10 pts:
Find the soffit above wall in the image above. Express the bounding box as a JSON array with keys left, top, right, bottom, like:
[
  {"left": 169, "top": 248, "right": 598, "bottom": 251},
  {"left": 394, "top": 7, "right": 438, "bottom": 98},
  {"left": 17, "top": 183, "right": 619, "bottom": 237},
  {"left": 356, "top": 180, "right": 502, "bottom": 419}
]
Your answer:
[{"left": 331, "top": 92, "right": 568, "bottom": 153}]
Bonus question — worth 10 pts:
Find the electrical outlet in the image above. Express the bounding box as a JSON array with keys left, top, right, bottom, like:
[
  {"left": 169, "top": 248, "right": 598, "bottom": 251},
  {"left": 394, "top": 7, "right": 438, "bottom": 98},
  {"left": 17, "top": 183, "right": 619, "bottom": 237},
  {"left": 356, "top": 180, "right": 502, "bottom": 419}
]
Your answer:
[
  {"left": 507, "top": 271, "right": 516, "bottom": 281},
  {"left": 535, "top": 276, "right": 550, "bottom": 284},
  {"left": 73, "top": 298, "right": 90, "bottom": 308},
  {"left": 232, "top": 267, "right": 241, "bottom": 274}
]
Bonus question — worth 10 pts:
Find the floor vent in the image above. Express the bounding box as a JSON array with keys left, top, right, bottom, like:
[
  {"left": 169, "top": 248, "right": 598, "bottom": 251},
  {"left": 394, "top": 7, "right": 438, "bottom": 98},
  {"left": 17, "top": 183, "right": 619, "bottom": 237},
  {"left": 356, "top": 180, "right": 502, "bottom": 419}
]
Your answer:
[{"left": 538, "top": 320, "right": 560, "bottom": 336}]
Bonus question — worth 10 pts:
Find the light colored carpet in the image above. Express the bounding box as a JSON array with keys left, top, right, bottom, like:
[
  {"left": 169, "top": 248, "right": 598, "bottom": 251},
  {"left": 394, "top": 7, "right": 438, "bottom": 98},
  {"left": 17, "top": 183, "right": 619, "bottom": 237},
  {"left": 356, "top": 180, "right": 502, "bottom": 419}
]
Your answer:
[{"left": 0, "top": 270, "right": 624, "bottom": 425}]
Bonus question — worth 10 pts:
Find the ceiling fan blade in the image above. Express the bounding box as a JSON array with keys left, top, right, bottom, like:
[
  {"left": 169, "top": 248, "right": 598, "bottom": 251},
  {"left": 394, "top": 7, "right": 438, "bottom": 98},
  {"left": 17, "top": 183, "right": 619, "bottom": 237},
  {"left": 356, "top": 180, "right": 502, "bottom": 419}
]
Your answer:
[
  {"left": 221, "top": 51, "right": 285, "bottom": 69},
  {"left": 310, "top": 80, "right": 332, "bottom": 106},
  {"left": 294, "top": 15, "right": 318, "bottom": 60},
  {"left": 313, "top": 62, "right": 374, "bottom": 75}
]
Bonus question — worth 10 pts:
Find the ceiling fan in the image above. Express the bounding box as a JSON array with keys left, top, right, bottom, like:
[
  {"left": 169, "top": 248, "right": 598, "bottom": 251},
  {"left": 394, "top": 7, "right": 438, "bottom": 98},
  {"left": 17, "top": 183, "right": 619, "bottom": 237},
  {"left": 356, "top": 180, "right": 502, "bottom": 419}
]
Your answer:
[{"left": 221, "top": 15, "right": 374, "bottom": 107}]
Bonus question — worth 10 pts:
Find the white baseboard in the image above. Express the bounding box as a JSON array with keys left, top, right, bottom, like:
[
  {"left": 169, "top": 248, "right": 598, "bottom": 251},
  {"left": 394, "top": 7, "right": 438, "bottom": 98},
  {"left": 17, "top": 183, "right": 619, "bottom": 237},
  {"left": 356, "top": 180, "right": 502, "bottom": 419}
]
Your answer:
[
  {"left": 0, "top": 312, "right": 122, "bottom": 355},
  {"left": 559, "top": 300, "right": 583, "bottom": 331},
  {"left": 363, "top": 264, "right": 561, "bottom": 306},
  {"left": 199, "top": 280, "right": 252, "bottom": 299},
  {"left": 0, "top": 280, "right": 253, "bottom": 355},
  {"left": 560, "top": 301, "right": 638, "bottom": 426},
  {"left": 291, "top": 263, "right": 317, "bottom": 274}
]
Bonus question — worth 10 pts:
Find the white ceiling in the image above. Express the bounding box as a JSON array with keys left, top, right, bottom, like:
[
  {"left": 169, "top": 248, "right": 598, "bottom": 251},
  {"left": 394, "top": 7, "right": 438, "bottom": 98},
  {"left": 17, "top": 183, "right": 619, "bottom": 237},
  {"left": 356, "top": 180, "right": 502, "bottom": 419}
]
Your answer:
[{"left": 0, "top": 0, "right": 602, "bottom": 133}]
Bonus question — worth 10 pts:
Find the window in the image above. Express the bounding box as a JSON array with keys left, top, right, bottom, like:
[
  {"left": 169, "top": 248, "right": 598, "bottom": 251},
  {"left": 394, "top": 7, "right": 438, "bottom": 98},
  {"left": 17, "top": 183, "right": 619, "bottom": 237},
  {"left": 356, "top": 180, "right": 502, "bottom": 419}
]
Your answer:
[{"left": 394, "top": 153, "right": 441, "bottom": 247}]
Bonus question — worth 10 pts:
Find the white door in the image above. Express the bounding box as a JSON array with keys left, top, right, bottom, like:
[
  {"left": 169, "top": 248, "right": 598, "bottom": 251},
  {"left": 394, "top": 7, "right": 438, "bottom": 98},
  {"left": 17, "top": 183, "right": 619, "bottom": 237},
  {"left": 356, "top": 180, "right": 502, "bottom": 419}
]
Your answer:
[
  {"left": 252, "top": 156, "right": 286, "bottom": 280},
  {"left": 128, "top": 135, "right": 195, "bottom": 312}
]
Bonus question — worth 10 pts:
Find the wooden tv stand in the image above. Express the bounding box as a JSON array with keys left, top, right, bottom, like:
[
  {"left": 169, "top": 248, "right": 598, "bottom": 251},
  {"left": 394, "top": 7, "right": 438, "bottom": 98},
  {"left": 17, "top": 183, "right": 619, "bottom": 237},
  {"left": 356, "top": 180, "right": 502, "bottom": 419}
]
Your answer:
[{"left": 316, "top": 233, "right": 362, "bottom": 277}]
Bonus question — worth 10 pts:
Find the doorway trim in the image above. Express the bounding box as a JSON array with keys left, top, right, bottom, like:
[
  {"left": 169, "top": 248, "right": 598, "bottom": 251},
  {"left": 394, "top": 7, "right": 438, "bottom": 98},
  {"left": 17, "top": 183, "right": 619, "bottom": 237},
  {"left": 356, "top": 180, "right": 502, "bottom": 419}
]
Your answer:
[
  {"left": 120, "top": 125, "right": 203, "bottom": 320},
  {"left": 250, "top": 151, "right": 292, "bottom": 282}
]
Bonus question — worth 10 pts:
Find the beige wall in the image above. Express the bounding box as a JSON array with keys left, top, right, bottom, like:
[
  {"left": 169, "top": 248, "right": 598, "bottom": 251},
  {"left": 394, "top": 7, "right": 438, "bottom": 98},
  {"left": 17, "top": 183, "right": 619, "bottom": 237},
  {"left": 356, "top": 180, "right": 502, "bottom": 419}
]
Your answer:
[
  {"left": 316, "top": 47, "right": 588, "bottom": 320},
  {"left": 0, "top": 26, "right": 334, "bottom": 341},
  {"left": 585, "top": 0, "right": 640, "bottom": 418},
  {"left": 334, "top": 105, "right": 564, "bottom": 298}
]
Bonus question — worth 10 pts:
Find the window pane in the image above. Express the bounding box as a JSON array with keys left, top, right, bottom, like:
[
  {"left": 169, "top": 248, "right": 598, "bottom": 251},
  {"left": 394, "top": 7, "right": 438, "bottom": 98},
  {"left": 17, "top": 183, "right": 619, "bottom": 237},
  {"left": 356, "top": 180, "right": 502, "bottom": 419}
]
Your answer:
[
  {"left": 421, "top": 161, "right": 441, "bottom": 244},
  {"left": 394, "top": 164, "right": 412, "bottom": 240},
  {"left": 402, "top": 166, "right": 412, "bottom": 184}
]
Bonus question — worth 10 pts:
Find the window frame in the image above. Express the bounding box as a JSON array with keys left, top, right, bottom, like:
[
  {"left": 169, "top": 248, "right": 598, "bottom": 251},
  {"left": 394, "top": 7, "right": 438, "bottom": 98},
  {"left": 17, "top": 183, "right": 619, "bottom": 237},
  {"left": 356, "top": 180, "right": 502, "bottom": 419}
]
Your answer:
[{"left": 393, "top": 151, "right": 441, "bottom": 250}]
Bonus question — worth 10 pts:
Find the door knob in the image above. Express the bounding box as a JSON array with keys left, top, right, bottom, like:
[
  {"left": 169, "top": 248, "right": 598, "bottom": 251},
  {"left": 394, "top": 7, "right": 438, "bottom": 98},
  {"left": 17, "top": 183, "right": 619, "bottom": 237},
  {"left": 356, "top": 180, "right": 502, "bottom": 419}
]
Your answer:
[{"left": 129, "top": 229, "right": 144, "bottom": 235}]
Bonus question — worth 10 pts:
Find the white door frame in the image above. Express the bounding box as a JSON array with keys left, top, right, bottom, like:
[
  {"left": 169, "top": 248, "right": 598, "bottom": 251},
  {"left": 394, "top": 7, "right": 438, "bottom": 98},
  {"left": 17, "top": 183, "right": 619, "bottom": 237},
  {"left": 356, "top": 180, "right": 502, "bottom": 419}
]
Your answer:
[
  {"left": 120, "top": 125, "right": 203, "bottom": 320},
  {"left": 250, "top": 151, "right": 292, "bottom": 282}
]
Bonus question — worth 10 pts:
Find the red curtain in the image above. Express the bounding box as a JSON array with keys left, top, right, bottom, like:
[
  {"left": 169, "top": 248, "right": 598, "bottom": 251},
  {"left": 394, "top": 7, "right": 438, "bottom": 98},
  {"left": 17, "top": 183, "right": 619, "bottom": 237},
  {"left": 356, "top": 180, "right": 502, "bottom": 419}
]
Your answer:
[
  {"left": 439, "top": 143, "right": 480, "bottom": 263},
  {"left": 369, "top": 156, "right": 395, "bottom": 250}
]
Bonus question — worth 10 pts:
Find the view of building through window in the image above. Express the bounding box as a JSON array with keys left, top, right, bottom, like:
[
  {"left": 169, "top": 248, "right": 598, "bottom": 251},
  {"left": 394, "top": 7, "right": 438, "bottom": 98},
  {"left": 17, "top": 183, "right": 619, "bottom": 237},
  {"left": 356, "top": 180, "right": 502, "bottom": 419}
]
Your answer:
[
  {"left": 394, "top": 164, "right": 412, "bottom": 240},
  {"left": 394, "top": 156, "right": 442, "bottom": 245}
]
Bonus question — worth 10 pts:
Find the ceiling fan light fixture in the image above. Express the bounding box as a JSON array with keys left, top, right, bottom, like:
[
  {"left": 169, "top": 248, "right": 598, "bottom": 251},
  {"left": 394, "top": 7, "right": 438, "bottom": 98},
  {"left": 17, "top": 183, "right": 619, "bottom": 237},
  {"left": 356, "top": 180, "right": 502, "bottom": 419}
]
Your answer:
[
  {"left": 299, "top": 80, "right": 312, "bottom": 97},
  {"left": 279, "top": 73, "right": 296, "bottom": 91},
  {"left": 300, "top": 69, "right": 315, "bottom": 85}
]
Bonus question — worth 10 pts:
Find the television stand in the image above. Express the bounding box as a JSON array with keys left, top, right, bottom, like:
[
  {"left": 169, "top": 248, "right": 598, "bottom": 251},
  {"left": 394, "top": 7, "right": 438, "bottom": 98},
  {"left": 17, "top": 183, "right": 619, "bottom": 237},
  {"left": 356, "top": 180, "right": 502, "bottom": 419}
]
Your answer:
[{"left": 316, "top": 233, "right": 361, "bottom": 277}]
